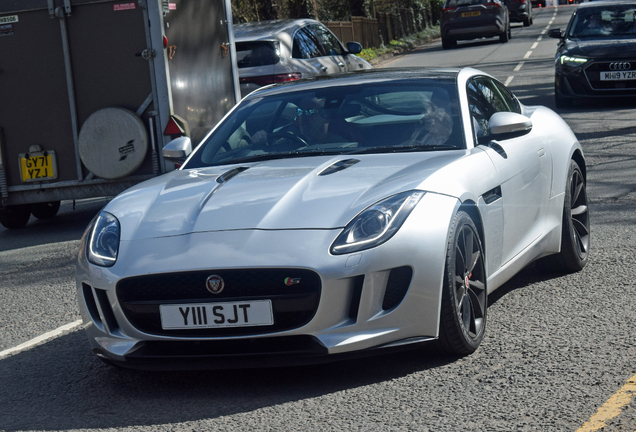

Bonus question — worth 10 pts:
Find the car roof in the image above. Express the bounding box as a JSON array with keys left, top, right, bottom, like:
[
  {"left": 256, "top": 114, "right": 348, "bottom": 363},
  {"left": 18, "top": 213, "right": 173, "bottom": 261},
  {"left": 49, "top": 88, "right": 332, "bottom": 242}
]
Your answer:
[
  {"left": 234, "top": 19, "right": 319, "bottom": 41},
  {"left": 245, "top": 68, "right": 464, "bottom": 98},
  {"left": 576, "top": 0, "right": 636, "bottom": 8}
]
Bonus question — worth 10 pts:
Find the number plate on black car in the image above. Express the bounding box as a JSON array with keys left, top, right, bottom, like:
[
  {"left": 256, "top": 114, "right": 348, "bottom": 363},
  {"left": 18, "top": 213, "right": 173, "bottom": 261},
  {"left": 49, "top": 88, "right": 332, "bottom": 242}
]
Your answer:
[
  {"left": 600, "top": 71, "right": 636, "bottom": 81},
  {"left": 160, "top": 300, "right": 274, "bottom": 329}
]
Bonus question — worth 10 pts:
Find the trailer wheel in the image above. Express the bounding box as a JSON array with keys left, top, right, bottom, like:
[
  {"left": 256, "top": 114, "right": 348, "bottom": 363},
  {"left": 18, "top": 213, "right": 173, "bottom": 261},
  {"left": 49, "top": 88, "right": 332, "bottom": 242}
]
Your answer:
[
  {"left": 0, "top": 205, "right": 31, "bottom": 229},
  {"left": 31, "top": 201, "right": 61, "bottom": 219}
]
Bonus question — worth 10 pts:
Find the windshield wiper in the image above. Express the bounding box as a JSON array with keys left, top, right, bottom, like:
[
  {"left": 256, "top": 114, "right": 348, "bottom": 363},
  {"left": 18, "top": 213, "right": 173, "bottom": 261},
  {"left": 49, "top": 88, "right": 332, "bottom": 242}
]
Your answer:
[{"left": 346, "top": 145, "right": 461, "bottom": 155}]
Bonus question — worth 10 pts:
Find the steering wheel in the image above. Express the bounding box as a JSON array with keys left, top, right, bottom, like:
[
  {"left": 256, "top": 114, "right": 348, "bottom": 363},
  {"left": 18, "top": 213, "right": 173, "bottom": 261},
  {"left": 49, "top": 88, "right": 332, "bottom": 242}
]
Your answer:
[{"left": 267, "top": 131, "right": 309, "bottom": 148}]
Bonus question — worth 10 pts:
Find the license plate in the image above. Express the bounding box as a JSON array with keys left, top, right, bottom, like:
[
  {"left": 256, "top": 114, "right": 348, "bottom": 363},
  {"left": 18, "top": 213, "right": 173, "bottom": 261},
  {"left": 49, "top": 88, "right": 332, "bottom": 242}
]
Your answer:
[
  {"left": 19, "top": 150, "right": 58, "bottom": 182},
  {"left": 160, "top": 300, "right": 274, "bottom": 329},
  {"left": 600, "top": 71, "right": 636, "bottom": 81},
  {"left": 462, "top": 11, "right": 481, "bottom": 17}
]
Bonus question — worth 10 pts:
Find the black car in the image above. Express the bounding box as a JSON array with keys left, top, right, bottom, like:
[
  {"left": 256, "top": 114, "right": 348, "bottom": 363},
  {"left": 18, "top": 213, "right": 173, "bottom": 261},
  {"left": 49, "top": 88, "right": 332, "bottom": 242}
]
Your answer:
[
  {"left": 440, "top": 0, "right": 511, "bottom": 49},
  {"left": 505, "top": 0, "right": 533, "bottom": 26},
  {"left": 549, "top": 1, "right": 636, "bottom": 107}
]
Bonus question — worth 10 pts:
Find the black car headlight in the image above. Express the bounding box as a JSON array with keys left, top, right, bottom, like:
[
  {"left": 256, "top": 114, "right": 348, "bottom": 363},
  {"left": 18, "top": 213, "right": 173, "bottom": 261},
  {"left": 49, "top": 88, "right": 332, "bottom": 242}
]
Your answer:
[
  {"left": 87, "top": 211, "right": 120, "bottom": 267},
  {"left": 559, "top": 55, "right": 588, "bottom": 68},
  {"left": 330, "top": 191, "right": 425, "bottom": 255}
]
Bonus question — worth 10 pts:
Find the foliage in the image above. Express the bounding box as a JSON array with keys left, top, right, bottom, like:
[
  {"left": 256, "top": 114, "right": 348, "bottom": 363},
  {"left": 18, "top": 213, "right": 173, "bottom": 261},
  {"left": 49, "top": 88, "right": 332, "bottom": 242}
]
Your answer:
[{"left": 356, "top": 26, "right": 440, "bottom": 62}]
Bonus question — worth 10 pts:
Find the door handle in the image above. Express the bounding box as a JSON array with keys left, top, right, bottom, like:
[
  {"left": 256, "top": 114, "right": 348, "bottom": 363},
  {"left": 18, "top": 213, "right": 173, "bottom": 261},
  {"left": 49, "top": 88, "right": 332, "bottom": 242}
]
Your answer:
[{"left": 338, "top": 62, "right": 345, "bottom": 67}]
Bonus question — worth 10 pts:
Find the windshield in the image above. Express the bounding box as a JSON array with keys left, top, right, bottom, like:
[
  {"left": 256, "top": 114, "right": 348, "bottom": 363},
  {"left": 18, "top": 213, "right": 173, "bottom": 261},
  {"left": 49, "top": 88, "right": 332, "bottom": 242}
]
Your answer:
[
  {"left": 568, "top": 5, "right": 636, "bottom": 38},
  {"left": 184, "top": 80, "right": 464, "bottom": 168}
]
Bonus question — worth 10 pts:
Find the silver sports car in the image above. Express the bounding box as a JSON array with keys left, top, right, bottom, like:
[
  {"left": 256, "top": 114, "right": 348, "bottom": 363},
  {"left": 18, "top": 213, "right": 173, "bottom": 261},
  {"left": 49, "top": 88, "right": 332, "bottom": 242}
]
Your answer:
[{"left": 77, "top": 68, "right": 590, "bottom": 370}]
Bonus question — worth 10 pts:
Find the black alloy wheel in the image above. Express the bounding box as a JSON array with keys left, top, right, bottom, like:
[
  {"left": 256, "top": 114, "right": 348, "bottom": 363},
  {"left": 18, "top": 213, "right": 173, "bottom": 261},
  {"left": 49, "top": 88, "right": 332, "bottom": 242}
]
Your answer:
[
  {"left": 546, "top": 160, "right": 590, "bottom": 272},
  {"left": 439, "top": 211, "right": 487, "bottom": 355}
]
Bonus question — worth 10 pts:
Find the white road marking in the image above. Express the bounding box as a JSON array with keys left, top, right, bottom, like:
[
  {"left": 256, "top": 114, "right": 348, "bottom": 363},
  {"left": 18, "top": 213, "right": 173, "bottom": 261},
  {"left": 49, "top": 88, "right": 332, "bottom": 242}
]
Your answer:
[
  {"left": 0, "top": 320, "right": 83, "bottom": 360},
  {"left": 537, "top": 36, "right": 543, "bottom": 41},
  {"left": 514, "top": 61, "right": 525, "bottom": 71},
  {"left": 531, "top": 42, "right": 539, "bottom": 49},
  {"left": 505, "top": 76, "right": 514, "bottom": 86},
  {"left": 524, "top": 51, "right": 533, "bottom": 59}
]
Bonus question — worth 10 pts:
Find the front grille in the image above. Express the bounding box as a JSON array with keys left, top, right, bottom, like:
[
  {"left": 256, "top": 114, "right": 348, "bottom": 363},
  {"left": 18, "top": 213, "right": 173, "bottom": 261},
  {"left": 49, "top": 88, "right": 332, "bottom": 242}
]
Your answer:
[
  {"left": 584, "top": 61, "right": 636, "bottom": 91},
  {"left": 117, "top": 269, "right": 321, "bottom": 336}
]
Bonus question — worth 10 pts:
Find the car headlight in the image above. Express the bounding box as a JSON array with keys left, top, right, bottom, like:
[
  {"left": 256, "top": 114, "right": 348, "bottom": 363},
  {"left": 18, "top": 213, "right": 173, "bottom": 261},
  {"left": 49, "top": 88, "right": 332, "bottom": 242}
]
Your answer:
[
  {"left": 87, "top": 211, "right": 120, "bottom": 267},
  {"left": 559, "top": 55, "right": 588, "bottom": 68},
  {"left": 330, "top": 191, "right": 425, "bottom": 255}
]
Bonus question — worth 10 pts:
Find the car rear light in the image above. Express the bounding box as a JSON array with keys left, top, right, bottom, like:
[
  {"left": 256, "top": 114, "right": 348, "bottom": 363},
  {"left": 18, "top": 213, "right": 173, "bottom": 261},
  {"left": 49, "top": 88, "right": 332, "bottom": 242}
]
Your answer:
[
  {"left": 514, "top": 0, "right": 526, "bottom": 3},
  {"left": 484, "top": 2, "right": 501, "bottom": 7},
  {"left": 442, "top": 6, "right": 458, "bottom": 13},
  {"left": 239, "top": 73, "right": 302, "bottom": 87}
]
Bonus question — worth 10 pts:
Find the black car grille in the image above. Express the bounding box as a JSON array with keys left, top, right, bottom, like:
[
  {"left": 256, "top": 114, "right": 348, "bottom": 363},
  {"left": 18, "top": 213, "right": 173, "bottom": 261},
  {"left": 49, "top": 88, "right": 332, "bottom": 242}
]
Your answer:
[
  {"left": 117, "top": 268, "right": 321, "bottom": 337},
  {"left": 584, "top": 61, "right": 636, "bottom": 90}
]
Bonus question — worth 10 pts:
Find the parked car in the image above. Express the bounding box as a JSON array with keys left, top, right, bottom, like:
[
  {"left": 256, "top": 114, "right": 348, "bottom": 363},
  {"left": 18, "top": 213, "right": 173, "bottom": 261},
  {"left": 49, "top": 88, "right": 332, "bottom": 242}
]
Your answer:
[
  {"left": 531, "top": 0, "right": 546, "bottom": 8},
  {"left": 549, "top": 1, "right": 636, "bottom": 107},
  {"left": 440, "top": 0, "right": 511, "bottom": 49},
  {"left": 234, "top": 19, "right": 372, "bottom": 97},
  {"left": 505, "top": 0, "right": 533, "bottom": 26},
  {"left": 77, "top": 68, "right": 589, "bottom": 370}
]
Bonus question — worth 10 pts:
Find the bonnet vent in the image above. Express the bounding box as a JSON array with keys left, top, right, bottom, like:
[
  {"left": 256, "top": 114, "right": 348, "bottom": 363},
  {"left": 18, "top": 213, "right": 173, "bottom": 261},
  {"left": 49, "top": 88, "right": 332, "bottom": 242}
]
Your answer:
[{"left": 318, "top": 159, "right": 360, "bottom": 176}]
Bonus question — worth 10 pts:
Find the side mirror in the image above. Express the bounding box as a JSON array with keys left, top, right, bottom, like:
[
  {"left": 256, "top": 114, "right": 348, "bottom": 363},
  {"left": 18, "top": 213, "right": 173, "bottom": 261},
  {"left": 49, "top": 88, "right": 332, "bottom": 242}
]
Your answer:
[
  {"left": 346, "top": 41, "right": 363, "bottom": 55},
  {"left": 487, "top": 112, "right": 532, "bottom": 140},
  {"left": 548, "top": 28, "right": 564, "bottom": 39},
  {"left": 162, "top": 136, "right": 192, "bottom": 163}
]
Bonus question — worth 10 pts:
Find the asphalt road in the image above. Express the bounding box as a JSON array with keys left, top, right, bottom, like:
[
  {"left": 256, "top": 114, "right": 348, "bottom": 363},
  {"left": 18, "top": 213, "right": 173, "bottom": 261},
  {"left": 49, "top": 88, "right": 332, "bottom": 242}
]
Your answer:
[{"left": 1, "top": 6, "right": 636, "bottom": 431}]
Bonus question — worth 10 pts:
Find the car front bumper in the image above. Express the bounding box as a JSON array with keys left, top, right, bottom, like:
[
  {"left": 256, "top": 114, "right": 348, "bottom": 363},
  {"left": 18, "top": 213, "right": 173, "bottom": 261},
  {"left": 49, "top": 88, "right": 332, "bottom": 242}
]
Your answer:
[{"left": 77, "top": 192, "right": 460, "bottom": 370}]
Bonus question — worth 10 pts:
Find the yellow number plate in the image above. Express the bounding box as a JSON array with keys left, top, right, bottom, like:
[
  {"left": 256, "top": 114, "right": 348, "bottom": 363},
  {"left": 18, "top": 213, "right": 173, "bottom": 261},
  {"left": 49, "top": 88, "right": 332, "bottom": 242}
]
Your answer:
[
  {"left": 19, "top": 151, "right": 58, "bottom": 182},
  {"left": 462, "top": 11, "right": 481, "bottom": 17}
]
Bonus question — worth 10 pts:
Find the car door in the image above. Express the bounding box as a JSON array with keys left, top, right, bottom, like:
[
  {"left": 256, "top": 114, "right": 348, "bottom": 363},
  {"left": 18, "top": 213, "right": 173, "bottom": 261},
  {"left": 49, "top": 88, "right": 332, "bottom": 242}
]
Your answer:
[
  {"left": 291, "top": 26, "right": 341, "bottom": 76},
  {"left": 468, "top": 76, "right": 552, "bottom": 266}
]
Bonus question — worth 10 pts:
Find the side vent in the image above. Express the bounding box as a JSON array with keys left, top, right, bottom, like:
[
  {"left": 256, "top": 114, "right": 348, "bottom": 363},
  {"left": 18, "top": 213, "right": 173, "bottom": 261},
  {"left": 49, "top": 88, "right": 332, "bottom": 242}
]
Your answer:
[
  {"left": 318, "top": 159, "right": 360, "bottom": 176},
  {"left": 382, "top": 267, "right": 413, "bottom": 310},
  {"left": 482, "top": 186, "right": 502, "bottom": 204},
  {"left": 94, "top": 289, "right": 120, "bottom": 334},
  {"left": 82, "top": 283, "right": 102, "bottom": 328},
  {"left": 348, "top": 275, "right": 365, "bottom": 321}
]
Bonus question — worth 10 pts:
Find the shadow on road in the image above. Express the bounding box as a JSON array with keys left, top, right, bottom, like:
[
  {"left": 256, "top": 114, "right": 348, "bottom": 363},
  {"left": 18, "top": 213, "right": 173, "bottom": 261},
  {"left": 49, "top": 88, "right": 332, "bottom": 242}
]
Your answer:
[{"left": 0, "top": 331, "right": 458, "bottom": 431}]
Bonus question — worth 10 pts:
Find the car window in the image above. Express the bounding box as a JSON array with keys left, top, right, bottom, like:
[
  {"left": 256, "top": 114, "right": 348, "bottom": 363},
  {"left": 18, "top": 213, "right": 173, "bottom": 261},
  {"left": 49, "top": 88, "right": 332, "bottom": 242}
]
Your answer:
[
  {"left": 310, "top": 24, "right": 344, "bottom": 56},
  {"left": 446, "top": 0, "right": 496, "bottom": 7},
  {"left": 292, "top": 27, "right": 325, "bottom": 59},
  {"left": 467, "top": 76, "right": 519, "bottom": 141},
  {"left": 568, "top": 5, "right": 636, "bottom": 38},
  {"left": 236, "top": 41, "right": 280, "bottom": 68},
  {"left": 184, "top": 81, "right": 464, "bottom": 168}
]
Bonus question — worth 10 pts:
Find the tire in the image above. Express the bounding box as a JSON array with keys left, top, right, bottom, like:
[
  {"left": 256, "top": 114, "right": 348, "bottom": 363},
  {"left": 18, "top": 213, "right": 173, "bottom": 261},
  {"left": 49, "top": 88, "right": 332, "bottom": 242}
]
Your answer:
[
  {"left": 442, "top": 37, "right": 456, "bottom": 50},
  {"left": 523, "top": 17, "right": 530, "bottom": 27},
  {"left": 0, "top": 204, "right": 31, "bottom": 229},
  {"left": 499, "top": 25, "right": 510, "bottom": 43},
  {"left": 438, "top": 211, "right": 487, "bottom": 355},
  {"left": 31, "top": 201, "right": 61, "bottom": 219},
  {"left": 544, "top": 160, "right": 590, "bottom": 273}
]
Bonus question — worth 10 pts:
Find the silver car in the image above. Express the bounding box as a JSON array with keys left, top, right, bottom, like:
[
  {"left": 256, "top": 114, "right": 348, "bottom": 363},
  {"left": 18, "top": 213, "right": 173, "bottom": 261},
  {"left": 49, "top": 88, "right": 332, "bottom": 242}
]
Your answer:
[
  {"left": 234, "top": 19, "right": 372, "bottom": 97},
  {"left": 77, "top": 68, "right": 589, "bottom": 370}
]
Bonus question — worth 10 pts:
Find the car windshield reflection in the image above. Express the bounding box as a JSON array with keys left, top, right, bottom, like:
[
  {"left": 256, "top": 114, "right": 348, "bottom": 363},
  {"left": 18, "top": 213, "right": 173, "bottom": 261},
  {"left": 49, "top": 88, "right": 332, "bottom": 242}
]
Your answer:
[
  {"left": 184, "top": 81, "right": 464, "bottom": 168},
  {"left": 568, "top": 6, "right": 636, "bottom": 39}
]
